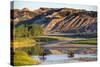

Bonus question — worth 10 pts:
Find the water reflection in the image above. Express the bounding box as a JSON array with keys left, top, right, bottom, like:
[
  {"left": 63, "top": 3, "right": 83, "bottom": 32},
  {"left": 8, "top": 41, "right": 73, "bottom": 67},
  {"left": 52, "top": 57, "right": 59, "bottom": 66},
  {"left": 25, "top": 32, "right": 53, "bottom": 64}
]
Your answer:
[
  {"left": 32, "top": 54, "right": 97, "bottom": 64},
  {"left": 33, "top": 40, "right": 97, "bottom": 64}
]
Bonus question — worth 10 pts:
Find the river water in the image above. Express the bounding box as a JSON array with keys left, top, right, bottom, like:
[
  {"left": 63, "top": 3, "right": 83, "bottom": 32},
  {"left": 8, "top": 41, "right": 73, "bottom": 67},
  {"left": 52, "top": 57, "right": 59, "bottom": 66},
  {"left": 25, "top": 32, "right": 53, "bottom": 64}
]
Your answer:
[
  {"left": 32, "top": 54, "right": 97, "bottom": 64},
  {"left": 32, "top": 38, "right": 97, "bottom": 64}
]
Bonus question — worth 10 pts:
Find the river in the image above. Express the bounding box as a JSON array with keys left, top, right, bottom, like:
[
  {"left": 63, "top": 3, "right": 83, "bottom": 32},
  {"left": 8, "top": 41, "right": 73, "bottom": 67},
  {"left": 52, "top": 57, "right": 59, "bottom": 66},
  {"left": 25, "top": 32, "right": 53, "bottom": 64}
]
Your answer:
[
  {"left": 32, "top": 54, "right": 97, "bottom": 64},
  {"left": 32, "top": 36, "right": 97, "bottom": 64}
]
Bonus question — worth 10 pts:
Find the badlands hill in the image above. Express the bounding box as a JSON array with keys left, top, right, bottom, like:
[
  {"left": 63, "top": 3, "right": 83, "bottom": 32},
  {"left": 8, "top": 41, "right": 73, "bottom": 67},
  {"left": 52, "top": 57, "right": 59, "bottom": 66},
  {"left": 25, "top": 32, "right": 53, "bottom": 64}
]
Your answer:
[{"left": 11, "top": 7, "right": 97, "bottom": 34}]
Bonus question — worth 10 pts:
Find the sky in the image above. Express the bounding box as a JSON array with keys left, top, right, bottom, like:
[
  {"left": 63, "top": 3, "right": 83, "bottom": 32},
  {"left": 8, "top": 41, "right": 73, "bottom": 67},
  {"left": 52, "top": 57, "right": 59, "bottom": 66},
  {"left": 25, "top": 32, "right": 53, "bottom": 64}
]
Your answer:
[{"left": 12, "top": 1, "right": 97, "bottom": 11}]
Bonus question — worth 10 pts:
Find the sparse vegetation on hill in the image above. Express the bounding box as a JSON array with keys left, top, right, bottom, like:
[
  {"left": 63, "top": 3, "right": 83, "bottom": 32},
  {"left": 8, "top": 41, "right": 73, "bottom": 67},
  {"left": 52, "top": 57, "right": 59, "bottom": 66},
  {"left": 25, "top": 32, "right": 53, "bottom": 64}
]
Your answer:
[{"left": 11, "top": 7, "right": 97, "bottom": 34}]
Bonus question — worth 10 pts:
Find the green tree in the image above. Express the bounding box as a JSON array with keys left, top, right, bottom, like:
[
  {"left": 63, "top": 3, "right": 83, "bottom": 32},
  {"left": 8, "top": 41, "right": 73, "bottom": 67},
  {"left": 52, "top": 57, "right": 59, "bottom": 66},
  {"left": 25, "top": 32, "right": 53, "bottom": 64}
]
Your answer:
[
  {"left": 14, "top": 24, "right": 44, "bottom": 38},
  {"left": 14, "top": 24, "right": 28, "bottom": 38},
  {"left": 29, "top": 24, "right": 44, "bottom": 37}
]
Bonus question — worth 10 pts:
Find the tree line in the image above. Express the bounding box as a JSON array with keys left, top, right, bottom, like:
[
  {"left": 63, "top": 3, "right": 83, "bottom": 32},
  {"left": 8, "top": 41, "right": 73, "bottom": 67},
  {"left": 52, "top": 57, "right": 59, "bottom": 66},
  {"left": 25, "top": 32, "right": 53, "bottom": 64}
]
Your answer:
[{"left": 13, "top": 24, "right": 44, "bottom": 38}]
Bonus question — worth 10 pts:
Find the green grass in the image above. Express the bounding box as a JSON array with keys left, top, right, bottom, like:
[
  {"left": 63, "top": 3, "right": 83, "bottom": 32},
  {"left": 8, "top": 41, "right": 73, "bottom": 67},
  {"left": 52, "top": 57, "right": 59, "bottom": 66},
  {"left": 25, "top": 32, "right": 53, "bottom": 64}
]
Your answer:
[
  {"left": 12, "top": 37, "right": 43, "bottom": 56},
  {"left": 16, "top": 44, "right": 43, "bottom": 56},
  {"left": 13, "top": 50, "right": 39, "bottom": 66},
  {"left": 71, "top": 38, "right": 97, "bottom": 45},
  {"left": 11, "top": 38, "right": 36, "bottom": 48},
  {"left": 35, "top": 36, "right": 81, "bottom": 42}
]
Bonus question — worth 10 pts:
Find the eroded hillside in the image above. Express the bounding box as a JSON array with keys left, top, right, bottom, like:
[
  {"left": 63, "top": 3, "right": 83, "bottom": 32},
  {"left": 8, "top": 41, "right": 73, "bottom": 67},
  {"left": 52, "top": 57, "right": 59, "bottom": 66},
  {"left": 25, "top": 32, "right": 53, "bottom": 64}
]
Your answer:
[{"left": 11, "top": 7, "right": 97, "bottom": 34}]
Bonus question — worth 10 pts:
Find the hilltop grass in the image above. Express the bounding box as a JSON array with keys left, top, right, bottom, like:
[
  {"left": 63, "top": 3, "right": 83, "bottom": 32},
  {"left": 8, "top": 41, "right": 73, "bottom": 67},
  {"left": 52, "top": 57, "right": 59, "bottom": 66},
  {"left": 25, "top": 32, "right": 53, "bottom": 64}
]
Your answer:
[
  {"left": 13, "top": 50, "right": 39, "bottom": 66},
  {"left": 71, "top": 38, "right": 97, "bottom": 45},
  {"left": 11, "top": 38, "right": 36, "bottom": 48}
]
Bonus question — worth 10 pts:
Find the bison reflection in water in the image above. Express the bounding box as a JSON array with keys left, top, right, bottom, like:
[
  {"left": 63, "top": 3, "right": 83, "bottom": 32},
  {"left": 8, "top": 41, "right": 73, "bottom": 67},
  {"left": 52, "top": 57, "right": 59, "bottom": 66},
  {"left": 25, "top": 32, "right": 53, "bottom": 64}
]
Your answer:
[
  {"left": 67, "top": 50, "right": 75, "bottom": 57},
  {"left": 40, "top": 48, "right": 51, "bottom": 61}
]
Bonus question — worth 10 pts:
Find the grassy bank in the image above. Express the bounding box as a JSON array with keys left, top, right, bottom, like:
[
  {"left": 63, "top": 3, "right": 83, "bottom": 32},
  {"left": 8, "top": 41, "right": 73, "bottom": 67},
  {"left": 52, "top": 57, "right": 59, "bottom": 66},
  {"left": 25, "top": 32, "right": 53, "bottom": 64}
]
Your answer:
[
  {"left": 11, "top": 38, "right": 43, "bottom": 66},
  {"left": 11, "top": 38, "right": 36, "bottom": 48},
  {"left": 15, "top": 44, "right": 43, "bottom": 56},
  {"left": 12, "top": 50, "right": 39, "bottom": 66},
  {"left": 35, "top": 36, "right": 81, "bottom": 42},
  {"left": 71, "top": 38, "right": 97, "bottom": 45}
]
